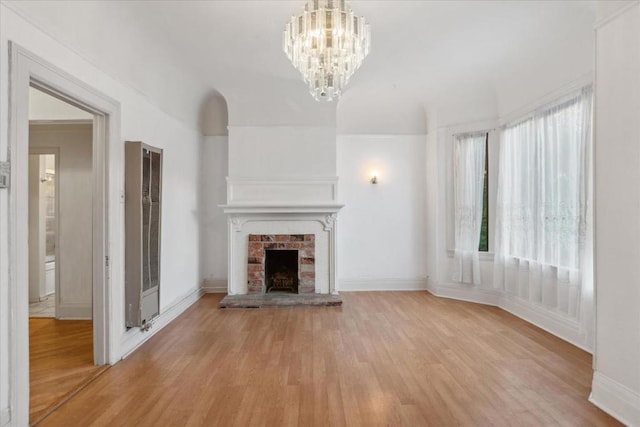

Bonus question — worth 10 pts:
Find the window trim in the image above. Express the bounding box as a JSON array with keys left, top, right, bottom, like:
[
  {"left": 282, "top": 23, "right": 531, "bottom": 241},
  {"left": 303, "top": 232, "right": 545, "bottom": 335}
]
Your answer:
[{"left": 446, "top": 120, "right": 498, "bottom": 259}]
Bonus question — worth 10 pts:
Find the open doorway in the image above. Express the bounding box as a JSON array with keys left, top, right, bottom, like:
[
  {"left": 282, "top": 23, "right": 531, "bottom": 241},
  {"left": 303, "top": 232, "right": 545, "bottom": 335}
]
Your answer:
[
  {"left": 27, "top": 87, "right": 108, "bottom": 424},
  {"left": 28, "top": 152, "right": 57, "bottom": 317},
  {"left": 8, "top": 43, "right": 117, "bottom": 425}
]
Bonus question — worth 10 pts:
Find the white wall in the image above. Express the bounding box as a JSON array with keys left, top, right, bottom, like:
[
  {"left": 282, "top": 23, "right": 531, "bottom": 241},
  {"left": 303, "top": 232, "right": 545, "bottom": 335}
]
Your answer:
[
  {"left": 228, "top": 126, "right": 337, "bottom": 179},
  {"left": 494, "top": 9, "right": 594, "bottom": 118},
  {"left": 0, "top": 4, "right": 204, "bottom": 423},
  {"left": 337, "top": 89, "right": 427, "bottom": 135},
  {"left": 30, "top": 123, "right": 93, "bottom": 319},
  {"left": 337, "top": 134, "right": 427, "bottom": 290},
  {"left": 221, "top": 74, "right": 339, "bottom": 184},
  {"left": 201, "top": 136, "right": 228, "bottom": 292},
  {"left": 590, "top": 2, "right": 640, "bottom": 425},
  {"left": 223, "top": 80, "right": 337, "bottom": 129},
  {"left": 2, "top": 0, "right": 210, "bottom": 130},
  {"left": 425, "top": 131, "right": 440, "bottom": 287}
]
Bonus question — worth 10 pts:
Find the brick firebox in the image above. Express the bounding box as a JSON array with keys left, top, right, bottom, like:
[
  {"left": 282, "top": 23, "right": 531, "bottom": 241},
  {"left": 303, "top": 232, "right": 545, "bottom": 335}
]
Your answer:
[{"left": 247, "top": 234, "right": 315, "bottom": 294}]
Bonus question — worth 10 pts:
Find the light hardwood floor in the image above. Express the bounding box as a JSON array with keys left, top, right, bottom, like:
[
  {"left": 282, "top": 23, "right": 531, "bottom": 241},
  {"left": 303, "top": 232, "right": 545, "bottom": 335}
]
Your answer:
[
  {"left": 39, "top": 292, "right": 620, "bottom": 426},
  {"left": 29, "top": 318, "right": 108, "bottom": 425}
]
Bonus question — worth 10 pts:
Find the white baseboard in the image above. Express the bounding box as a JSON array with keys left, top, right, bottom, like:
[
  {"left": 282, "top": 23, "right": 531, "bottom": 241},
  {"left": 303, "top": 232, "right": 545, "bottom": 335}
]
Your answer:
[
  {"left": 207, "top": 277, "right": 428, "bottom": 293},
  {"left": 500, "top": 293, "right": 590, "bottom": 353},
  {"left": 39, "top": 291, "right": 55, "bottom": 301},
  {"left": 57, "top": 302, "right": 91, "bottom": 319},
  {"left": 426, "top": 280, "right": 501, "bottom": 306},
  {"left": 201, "top": 278, "right": 228, "bottom": 293},
  {"left": 590, "top": 371, "right": 640, "bottom": 426},
  {"left": 427, "top": 280, "right": 592, "bottom": 353},
  {"left": 119, "top": 287, "right": 204, "bottom": 359},
  {"left": 1, "top": 408, "right": 10, "bottom": 427},
  {"left": 339, "top": 278, "right": 428, "bottom": 291}
]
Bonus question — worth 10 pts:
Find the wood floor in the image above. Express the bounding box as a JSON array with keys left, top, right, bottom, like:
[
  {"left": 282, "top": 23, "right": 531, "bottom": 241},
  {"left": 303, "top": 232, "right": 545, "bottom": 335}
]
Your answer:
[
  {"left": 38, "top": 292, "right": 620, "bottom": 426},
  {"left": 29, "top": 318, "right": 108, "bottom": 425}
]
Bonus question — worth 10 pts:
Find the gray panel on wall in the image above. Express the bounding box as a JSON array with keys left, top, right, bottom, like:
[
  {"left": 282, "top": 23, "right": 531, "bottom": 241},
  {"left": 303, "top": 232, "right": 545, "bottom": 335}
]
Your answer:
[{"left": 125, "top": 141, "right": 162, "bottom": 328}]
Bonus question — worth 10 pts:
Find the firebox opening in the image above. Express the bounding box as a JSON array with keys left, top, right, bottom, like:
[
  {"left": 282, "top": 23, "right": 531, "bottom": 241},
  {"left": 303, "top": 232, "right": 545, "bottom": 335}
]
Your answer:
[{"left": 265, "top": 250, "right": 299, "bottom": 294}]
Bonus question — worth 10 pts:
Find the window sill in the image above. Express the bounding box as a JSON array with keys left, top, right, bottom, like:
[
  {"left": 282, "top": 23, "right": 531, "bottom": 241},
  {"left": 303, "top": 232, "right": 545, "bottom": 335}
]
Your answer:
[{"left": 447, "top": 250, "right": 494, "bottom": 262}]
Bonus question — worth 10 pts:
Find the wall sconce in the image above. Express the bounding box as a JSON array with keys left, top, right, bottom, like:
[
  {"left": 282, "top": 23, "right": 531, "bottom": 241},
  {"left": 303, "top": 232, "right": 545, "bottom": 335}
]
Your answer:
[{"left": 370, "top": 171, "right": 378, "bottom": 184}]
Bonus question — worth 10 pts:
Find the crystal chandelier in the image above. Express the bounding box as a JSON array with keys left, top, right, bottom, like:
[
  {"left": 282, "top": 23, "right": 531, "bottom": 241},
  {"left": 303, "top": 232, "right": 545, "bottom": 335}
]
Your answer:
[{"left": 283, "top": 0, "right": 371, "bottom": 102}]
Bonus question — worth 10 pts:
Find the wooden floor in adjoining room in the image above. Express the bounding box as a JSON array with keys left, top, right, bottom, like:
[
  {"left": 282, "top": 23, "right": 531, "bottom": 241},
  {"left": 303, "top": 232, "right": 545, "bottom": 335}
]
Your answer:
[
  {"left": 29, "top": 318, "right": 108, "bottom": 425},
  {"left": 39, "top": 292, "right": 620, "bottom": 426}
]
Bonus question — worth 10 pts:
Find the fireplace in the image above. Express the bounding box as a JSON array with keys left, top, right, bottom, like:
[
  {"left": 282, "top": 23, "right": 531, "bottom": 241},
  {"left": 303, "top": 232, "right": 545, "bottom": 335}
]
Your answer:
[
  {"left": 265, "top": 250, "right": 298, "bottom": 293},
  {"left": 222, "top": 178, "right": 342, "bottom": 295},
  {"left": 247, "top": 234, "right": 315, "bottom": 294}
]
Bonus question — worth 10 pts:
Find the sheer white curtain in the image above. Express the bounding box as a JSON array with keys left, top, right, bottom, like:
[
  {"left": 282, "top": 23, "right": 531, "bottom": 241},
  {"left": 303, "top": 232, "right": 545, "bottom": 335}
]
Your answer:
[
  {"left": 452, "top": 133, "right": 486, "bottom": 285},
  {"left": 494, "top": 87, "right": 593, "bottom": 342}
]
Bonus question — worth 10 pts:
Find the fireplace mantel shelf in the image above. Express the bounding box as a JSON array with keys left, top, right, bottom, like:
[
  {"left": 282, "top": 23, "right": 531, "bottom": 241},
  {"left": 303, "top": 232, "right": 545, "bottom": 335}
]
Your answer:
[{"left": 220, "top": 203, "right": 344, "bottom": 214}]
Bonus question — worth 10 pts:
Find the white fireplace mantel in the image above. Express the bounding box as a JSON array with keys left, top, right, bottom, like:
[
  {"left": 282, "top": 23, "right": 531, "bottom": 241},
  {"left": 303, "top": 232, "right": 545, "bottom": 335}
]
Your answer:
[
  {"left": 221, "top": 178, "right": 343, "bottom": 296},
  {"left": 221, "top": 203, "right": 344, "bottom": 215}
]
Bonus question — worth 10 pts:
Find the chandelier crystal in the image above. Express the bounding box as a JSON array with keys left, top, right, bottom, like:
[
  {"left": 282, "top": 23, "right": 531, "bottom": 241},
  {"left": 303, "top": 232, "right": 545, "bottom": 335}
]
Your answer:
[{"left": 283, "top": 0, "right": 371, "bottom": 102}]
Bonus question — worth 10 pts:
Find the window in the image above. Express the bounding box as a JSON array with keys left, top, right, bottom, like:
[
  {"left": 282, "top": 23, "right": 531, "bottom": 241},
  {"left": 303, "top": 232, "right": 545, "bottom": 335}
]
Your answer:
[
  {"left": 451, "top": 131, "right": 489, "bottom": 284},
  {"left": 452, "top": 132, "right": 490, "bottom": 251},
  {"left": 478, "top": 134, "right": 489, "bottom": 252},
  {"left": 493, "top": 86, "right": 593, "bottom": 318},
  {"left": 495, "top": 87, "right": 592, "bottom": 270}
]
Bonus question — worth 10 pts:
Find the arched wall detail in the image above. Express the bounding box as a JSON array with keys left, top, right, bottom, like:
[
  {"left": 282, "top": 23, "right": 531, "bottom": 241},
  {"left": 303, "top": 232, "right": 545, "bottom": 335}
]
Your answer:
[{"left": 200, "top": 89, "right": 229, "bottom": 136}]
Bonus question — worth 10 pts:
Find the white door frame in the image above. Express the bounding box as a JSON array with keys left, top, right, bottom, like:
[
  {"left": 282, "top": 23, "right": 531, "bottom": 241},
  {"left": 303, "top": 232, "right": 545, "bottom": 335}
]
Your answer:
[{"left": 8, "top": 42, "right": 121, "bottom": 425}]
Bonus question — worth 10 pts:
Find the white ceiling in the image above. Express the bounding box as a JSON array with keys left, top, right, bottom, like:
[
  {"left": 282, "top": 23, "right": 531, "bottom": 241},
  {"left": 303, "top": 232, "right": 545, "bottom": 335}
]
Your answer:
[{"left": 4, "top": 0, "right": 598, "bottom": 132}]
